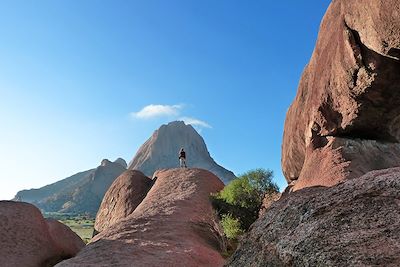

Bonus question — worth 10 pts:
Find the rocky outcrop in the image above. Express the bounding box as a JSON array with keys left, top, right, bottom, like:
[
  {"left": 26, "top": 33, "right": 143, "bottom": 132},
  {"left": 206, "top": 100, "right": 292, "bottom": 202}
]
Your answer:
[
  {"left": 282, "top": 0, "right": 400, "bottom": 190},
  {"left": 0, "top": 201, "right": 84, "bottom": 267},
  {"left": 114, "top": 158, "right": 128, "bottom": 168},
  {"left": 227, "top": 168, "right": 400, "bottom": 266},
  {"left": 258, "top": 191, "right": 281, "bottom": 217},
  {"left": 14, "top": 158, "right": 127, "bottom": 215},
  {"left": 57, "top": 168, "right": 226, "bottom": 267},
  {"left": 46, "top": 218, "right": 86, "bottom": 259},
  {"left": 227, "top": 2, "right": 400, "bottom": 266},
  {"left": 94, "top": 170, "right": 153, "bottom": 233},
  {"left": 128, "top": 121, "right": 236, "bottom": 184}
]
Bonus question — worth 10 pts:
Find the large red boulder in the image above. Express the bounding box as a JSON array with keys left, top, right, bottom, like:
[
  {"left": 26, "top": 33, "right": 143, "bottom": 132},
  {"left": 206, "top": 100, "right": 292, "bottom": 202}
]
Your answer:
[
  {"left": 227, "top": 168, "right": 400, "bottom": 266},
  {"left": 57, "top": 168, "right": 226, "bottom": 267},
  {"left": 46, "top": 218, "right": 85, "bottom": 258},
  {"left": 282, "top": 0, "right": 400, "bottom": 190},
  {"left": 0, "top": 201, "right": 84, "bottom": 267},
  {"left": 94, "top": 170, "right": 153, "bottom": 233}
]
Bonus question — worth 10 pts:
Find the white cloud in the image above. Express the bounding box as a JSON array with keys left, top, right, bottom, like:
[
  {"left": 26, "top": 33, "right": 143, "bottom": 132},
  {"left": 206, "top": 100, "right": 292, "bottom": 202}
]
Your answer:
[
  {"left": 180, "top": 117, "right": 212, "bottom": 128},
  {"left": 131, "top": 104, "right": 211, "bottom": 130},
  {"left": 132, "top": 104, "right": 183, "bottom": 119}
]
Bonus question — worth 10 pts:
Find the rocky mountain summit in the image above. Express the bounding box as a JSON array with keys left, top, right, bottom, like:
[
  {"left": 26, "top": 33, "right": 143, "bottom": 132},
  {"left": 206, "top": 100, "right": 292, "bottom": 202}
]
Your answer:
[
  {"left": 129, "top": 121, "right": 236, "bottom": 184},
  {"left": 14, "top": 158, "right": 127, "bottom": 215},
  {"left": 113, "top": 157, "right": 128, "bottom": 168},
  {"left": 57, "top": 168, "right": 226, "bottom": 267},
  {"left": 13, "top": 121, "right": 235, "bottom": 216}
]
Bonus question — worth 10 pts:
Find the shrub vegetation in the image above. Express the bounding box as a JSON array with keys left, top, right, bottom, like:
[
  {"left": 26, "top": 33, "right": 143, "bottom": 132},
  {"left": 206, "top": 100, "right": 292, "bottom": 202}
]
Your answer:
[{"left": 212, "top": 168, "right": 278, "bottom": 240}]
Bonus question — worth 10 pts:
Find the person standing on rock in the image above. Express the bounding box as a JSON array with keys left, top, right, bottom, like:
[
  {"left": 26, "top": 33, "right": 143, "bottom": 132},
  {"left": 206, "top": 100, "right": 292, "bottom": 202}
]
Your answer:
[{"left": 179, "top": 148, "right": 187, "bottom": 168}]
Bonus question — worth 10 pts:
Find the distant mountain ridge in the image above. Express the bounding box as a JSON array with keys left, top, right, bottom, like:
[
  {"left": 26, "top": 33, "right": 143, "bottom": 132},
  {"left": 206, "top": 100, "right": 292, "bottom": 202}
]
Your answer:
[
  {"left": 14, "top": 158, "right": 127, "bottom": 215},
  {"left": 129, "top": 121, "right": 236, "bottom": 183},
  {"left": 14, "top": 121, "right": 236, "bottom": 215}
]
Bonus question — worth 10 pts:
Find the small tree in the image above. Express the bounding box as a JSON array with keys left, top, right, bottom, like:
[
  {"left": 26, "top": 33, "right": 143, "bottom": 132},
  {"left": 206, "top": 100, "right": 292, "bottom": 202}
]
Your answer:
[
  {"left": 212, "top": 168, "right": 278, "bottom": 235},
  {"left": 220, "top": 214, "right": 244, "bottom": 240}
]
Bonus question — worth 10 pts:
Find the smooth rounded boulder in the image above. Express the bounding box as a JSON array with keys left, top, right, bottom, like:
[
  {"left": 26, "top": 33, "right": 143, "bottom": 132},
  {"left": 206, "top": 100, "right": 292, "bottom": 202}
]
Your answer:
[
  {"left": 0, "top": 201, "right": 85, "bottom": 267},
  {"left": 94, "top": 170, "right": 153, "bottom": 233},
  {"left": 57, "top": 168, "right": 226, "bottom": 267},
  {"left": 46, "top": 218, "right": 85, "bottom": 258}
]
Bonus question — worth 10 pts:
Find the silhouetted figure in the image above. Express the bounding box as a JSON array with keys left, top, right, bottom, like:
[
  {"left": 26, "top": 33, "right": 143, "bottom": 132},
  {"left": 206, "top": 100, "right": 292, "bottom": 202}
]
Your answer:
[{"left": 179, "top": 148, "right": 187, "bottom": 168}]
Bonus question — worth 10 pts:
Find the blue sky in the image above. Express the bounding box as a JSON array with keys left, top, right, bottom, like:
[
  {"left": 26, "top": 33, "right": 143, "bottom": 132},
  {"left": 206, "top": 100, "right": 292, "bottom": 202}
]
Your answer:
[{"left": 0, "top": 1, "right": 331, "bottom": 200}]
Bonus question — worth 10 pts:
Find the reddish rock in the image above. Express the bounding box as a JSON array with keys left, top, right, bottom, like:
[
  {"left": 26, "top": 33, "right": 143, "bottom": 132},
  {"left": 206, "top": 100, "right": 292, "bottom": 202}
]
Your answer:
[
  {"left": 282, "top": 0, "right": 400, "bottom": 190},
  {"left": 46, "top": 218, "right": 85, "bottom": 258},
  {"left": 293, "top": 137, "right": 400, "bottom": 191},
  {"left": 258, "top": 191, "right": 281, "bottom": 217},
  {"left": 227, "top": 168, "right": 400, "bottom": 266},
  {"left": 94, "top": 170, "right": 153, "bottom": 233},
  {"left": 0, "top": 201, "right": 84, "bottom": 267},
  {"left": 57, "top": 168, "right": 226, "bottom": 267}
]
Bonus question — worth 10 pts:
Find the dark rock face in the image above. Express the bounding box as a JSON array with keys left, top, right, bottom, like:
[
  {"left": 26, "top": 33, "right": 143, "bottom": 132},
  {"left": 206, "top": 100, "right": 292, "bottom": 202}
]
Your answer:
[
  {"left": 0, "top": 201, "right": 84, "bottom": 267},
  {"left": 13, "top": 158, "right": 127, "bottom": 215},
  {"left": 57, "top": 168, "right": 226, "bottom": 267},
  {"left": 281, "top": 0, "right": 400, "bottom": 190},
  {"left": 227, "top": 168, "right": 400, "bottom": 267},
  {"left": 94, "top": 170, "right": 153, "bottom": 233},
  {"left": 128, "top": 121, "right": 236, "bottom": 184}
]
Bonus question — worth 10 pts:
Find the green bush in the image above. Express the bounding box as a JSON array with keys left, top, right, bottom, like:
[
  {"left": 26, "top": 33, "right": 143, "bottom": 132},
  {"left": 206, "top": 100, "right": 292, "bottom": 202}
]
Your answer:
[
  {"left": 220, "top": 214, "right": 243, "bottom": 240},
  {"left": 212, "top": 168, "right": 278, "bottom": 235}
]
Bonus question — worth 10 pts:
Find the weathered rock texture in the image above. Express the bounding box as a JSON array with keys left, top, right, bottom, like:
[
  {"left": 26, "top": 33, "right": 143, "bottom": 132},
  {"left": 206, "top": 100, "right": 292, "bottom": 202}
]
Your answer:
[
  {"left": 57, "top": 168, "right": 226, "bottom": 267},
  {"left": 282, "top": 0, "right": 400, "bottom": 190},
  {"left": 129, "top": 121, "right": 236, "bottom": 184},
  {"left": 94, "top": 170, "right": 153, "bottom": 233},
  {"left": 227, "top": 168, "right": 400, "bottom": 267},
  {"left": 258, "top": 191, "right": 281, "bottom": 217},
  {"left": 0, "top": 201, "right": 84, "bottom": 267},
  {"left": 14, "top": 158, "right": 127, "bottom": 215},
  {"left": 228, "top": 1, "right": 400, "bottom": 266}
]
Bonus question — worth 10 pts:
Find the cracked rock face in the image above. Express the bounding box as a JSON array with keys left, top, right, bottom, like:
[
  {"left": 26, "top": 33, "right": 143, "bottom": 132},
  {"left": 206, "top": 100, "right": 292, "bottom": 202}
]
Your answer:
[
  {"left": 227, "top": 168, "right": 400, "bottom": 267},
  {"left": 282, "top": 0, "right": 400, "bottom": 190}
]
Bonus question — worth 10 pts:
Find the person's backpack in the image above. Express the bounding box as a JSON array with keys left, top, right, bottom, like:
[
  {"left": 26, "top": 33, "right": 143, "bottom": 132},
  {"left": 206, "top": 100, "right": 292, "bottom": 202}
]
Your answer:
[{"left": 180, "top": 151, "right": 186, "bottom": 159}]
